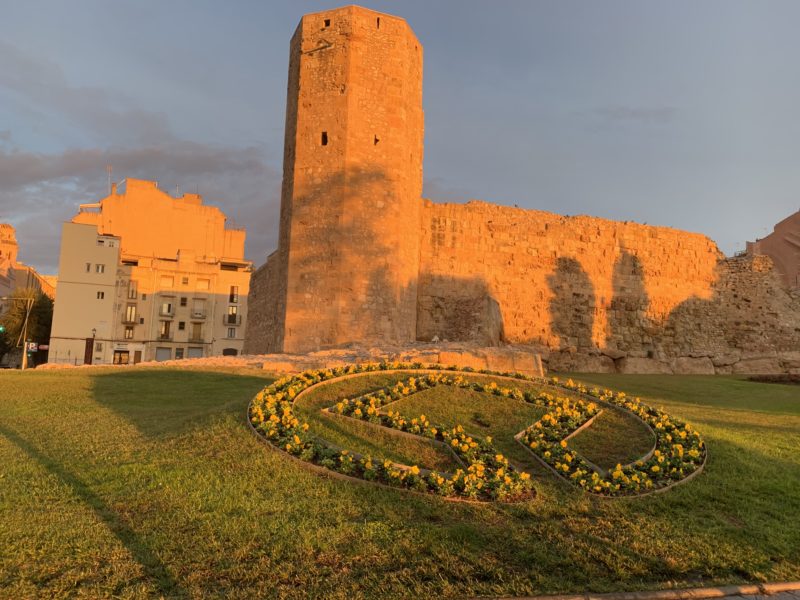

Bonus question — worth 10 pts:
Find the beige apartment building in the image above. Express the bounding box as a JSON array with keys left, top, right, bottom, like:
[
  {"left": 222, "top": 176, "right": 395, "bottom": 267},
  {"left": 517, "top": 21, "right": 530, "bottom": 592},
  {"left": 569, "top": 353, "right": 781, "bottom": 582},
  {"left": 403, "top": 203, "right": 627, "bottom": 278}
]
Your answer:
[{"left": 48, "top": 179, "right": 251, "bottom": 365}]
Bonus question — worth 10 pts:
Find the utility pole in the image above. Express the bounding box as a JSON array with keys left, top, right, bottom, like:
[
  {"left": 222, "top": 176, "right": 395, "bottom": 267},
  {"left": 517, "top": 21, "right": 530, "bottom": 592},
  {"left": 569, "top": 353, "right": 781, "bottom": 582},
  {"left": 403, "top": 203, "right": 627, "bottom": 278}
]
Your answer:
[
  {"left": 19, "top": 297, "right": 34, "bottom": 371},
  {"left": 1, "top": 295, "right": 35, "bottom": 370}
]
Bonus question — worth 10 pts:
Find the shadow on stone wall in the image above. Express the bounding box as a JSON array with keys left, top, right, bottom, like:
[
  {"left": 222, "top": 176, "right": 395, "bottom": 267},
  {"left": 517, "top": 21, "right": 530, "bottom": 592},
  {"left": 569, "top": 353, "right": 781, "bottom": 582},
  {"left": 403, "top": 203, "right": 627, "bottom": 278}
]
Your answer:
[
  {"left": 278, "top": 166, "right": 419, "bottom": 349},
  {"left": 416, "top": 274, "right": 505, "bottom": 346},
  {"left": 606, "top": 250, "right": 655, "bottom": 357},
  {"left": 547, "top": 257, "right": 596, "bottom": 352}
]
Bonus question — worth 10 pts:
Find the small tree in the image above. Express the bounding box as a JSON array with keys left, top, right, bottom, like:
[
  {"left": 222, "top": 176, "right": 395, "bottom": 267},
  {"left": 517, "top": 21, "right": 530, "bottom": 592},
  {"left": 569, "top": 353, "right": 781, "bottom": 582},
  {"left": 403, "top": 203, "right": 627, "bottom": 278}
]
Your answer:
[{"left": 0, "top": 288, "right": 54, "bottom": 364}]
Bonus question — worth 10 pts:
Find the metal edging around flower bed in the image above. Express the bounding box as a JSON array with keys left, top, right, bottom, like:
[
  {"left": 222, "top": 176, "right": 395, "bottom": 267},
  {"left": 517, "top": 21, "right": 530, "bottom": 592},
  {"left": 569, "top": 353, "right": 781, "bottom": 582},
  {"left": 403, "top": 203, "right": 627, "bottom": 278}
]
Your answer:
[
  {"left": 245, "top": 410, "right": 534, "bottom": 505},
  {"left": 250, "top": 367, "right": 706, "bottom": 501},
  {"left": 513, "top": 431, "right": 708, "bottom": 500}
]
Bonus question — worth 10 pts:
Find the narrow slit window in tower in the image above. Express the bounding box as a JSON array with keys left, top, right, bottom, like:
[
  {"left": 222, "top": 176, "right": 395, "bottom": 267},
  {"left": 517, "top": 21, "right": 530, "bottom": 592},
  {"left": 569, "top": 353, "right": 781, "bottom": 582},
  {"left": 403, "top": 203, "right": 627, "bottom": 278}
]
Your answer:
[
  {"left": 321, "top": 131, "right": 328, "bottom": 146},
  {"left": 377, "top": 17, "right": 380, "bottom": 29},
  {"left": 324, "top": 18, "right": 330, "bottom": 28},
  {"left": 374, "top": 135, "right": 379, "bottom": 145}
]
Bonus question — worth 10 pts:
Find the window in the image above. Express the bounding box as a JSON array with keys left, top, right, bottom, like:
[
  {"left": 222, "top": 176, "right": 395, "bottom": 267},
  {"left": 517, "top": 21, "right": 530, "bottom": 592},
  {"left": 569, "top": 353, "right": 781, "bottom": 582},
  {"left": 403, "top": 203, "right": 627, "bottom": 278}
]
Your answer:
[
  {"left": 113, "top": 350, "right": 129, "bottom": 365},
  {"left": 377, "top": 17, "right": 380, "bottom": 28},
  {"left": 124, "top": 326, "right": 134, "bottom": 339},
  {"left": 321, "top": 131, "right": 328, "bottom": 146},
  {"left": 227, "top": 305, "right": 238, "bottom": 325},
  {"left": 178, "top": 321, "right": 186, "bottom": 331},
  {"left": 142, "top": 293, "right": 147, "bottom": 300},
  {"left": 191, "top": 322, "right": 203, "bottom": 340},
  {"left": 324, "top": 18, "right": 330, "bottom": 27},
  {"left": 175, "top": 348, "right": 185, "bottom": 360},
  {"left": 229, "top": 286, "right": 239, "bottom": 303},
  {"left": 97, "top": 239, "right": 104, "bottom": 246},
  {"left": 160, "top": 301, "right": 173, "bottom": 316},
  {"left": 96, "top": 291, "right": 105, "bottom": 299},
  {"left": 95, "top": 342, "right": 103, "bottom": 352},
  {"left": 139, "top": 317, "right": 145, "bottom": 325},
  {"left": 181, "top": 277, "right": 189, "bottom": 285},
  {"left": 127, "top": 281, "right": 137, "bottom": 299},
  {"left": 126, "top": 304, "right": 137, "bottom": 323},
  {"left": 227, "top": 327, "right": 236, "bottom": 339},
  {"left": 159, "top": 321, "right": 171, "bottom": 339},
  {"left": 86, "top": 263, "right": 91, "bottom": 273},
  {"left": 96, "top": 264, "right": 105, "bottom": 273},
  {"left": 374, "top": 135, "right": 380, "bottom": 145},
  {"left": 180, "top": 297, "right": 187, "bottom": 307}
]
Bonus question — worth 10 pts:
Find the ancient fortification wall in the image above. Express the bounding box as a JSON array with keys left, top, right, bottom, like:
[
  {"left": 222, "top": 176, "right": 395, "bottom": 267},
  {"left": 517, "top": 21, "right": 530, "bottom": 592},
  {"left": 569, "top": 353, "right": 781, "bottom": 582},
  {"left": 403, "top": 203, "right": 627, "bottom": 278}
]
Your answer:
[{"left": 244, "top": 6, "right": 800, "bottom": 374}]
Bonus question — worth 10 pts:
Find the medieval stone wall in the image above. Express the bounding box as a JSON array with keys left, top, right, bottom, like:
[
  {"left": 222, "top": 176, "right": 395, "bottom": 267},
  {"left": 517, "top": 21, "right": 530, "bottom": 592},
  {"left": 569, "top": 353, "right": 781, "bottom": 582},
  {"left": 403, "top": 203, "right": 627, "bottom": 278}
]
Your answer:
[
  {"left": 416, "top": 200, "right": 800, "bottom": 374},
  {"left": 243, "top": 252, "right": 285, "bottom": 354}
]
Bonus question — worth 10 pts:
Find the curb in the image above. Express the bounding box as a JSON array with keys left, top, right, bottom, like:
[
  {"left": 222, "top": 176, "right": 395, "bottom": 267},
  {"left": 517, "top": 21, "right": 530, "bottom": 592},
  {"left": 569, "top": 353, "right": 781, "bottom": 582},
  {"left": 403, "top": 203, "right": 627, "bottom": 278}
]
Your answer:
[{"left": 480, "top": 582, "right": 800, "bottom": 600}]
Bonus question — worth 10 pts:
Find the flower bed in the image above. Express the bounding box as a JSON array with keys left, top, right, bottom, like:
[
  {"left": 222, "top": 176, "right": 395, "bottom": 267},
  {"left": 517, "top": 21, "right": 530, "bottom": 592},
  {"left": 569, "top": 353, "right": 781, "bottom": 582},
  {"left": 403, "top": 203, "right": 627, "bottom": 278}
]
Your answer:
[{"left": 247, "top": 363, "right": 706, "bottom": 500}]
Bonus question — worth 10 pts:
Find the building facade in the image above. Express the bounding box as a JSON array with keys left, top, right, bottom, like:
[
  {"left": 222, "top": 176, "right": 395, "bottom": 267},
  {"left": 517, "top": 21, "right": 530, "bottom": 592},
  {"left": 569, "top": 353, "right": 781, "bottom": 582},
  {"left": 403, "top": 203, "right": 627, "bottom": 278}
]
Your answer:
[
  {"left": 746, "top": 210, "right": 800, "bottom": 289},
  {"left": 0, "top": 223, "right": 56, "bottom": 302},
  {"left": 49, "top": 179, "right": 251, "bottom": 365}
]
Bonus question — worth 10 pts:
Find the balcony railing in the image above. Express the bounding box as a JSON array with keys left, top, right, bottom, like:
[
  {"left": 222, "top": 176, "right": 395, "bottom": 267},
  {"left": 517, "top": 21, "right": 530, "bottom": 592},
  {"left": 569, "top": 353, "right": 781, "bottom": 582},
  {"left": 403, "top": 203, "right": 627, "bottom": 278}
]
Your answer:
[
  {"left": 224, "top": 314, "right": 242, "bottom": 326},
  {"left": 159, "top": 309, "right": 175, "bottom": 317},
  {"left": 191, "top": 310, "right": 206, "bottom": 320},
  {"left": 158, "top": 333, "right": 172, "bottom": 341},
  {"left": 188, "top": 336, "right": 205, "bottom": 344},
  {"left": 122, "top": 316, "right": 137, "bottom": 324}
]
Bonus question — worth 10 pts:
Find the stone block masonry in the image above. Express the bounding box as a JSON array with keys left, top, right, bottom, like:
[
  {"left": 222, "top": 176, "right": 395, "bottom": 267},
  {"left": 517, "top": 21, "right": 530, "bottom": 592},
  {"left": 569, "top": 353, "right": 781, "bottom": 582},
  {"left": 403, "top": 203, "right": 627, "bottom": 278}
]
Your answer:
[{"left": 244, "top": 5, "right": 800, "bottom": 374}]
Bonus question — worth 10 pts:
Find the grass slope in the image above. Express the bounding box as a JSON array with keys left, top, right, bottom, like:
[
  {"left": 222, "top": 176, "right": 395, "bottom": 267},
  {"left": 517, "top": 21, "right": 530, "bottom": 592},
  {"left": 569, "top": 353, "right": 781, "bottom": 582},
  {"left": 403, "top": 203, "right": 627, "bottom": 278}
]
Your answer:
[{"left": 1, "top": 368, "right": 798, "bottom": 598}]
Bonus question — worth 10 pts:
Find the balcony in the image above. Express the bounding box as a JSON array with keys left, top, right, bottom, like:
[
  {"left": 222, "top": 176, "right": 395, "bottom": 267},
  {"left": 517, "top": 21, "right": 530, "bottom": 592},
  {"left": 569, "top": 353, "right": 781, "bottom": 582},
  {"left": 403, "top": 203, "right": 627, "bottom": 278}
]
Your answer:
[
  {"left": 159, "top": 309, "right": 175, "bottom": 318},
  {"left": 158, "top": 333, "right": 172, "bottom": 341},
  {"left": 224, "top": 314, "right": 242, "bottom": 326},
  {"left": 190, "top": 310, "right": 207, "bottom": 320},
  {"left": 122, "top": 316, "right": 137, "bottom": 325},
  {"left": 188, "top": 336, "right": 205, "bottom": 344}
]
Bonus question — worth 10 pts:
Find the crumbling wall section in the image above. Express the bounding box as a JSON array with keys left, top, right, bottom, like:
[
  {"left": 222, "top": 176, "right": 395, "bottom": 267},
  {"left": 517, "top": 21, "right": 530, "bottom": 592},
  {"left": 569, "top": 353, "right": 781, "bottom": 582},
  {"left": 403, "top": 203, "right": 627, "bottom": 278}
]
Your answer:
[{"left": 243, "top": 252, "right": 286, "bottom": 354}]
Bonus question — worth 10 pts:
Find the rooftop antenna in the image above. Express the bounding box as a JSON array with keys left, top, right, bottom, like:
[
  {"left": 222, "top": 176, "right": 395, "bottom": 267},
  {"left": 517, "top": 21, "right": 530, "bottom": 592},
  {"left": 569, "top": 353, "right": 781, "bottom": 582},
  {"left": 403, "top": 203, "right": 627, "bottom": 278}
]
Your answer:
[
  {"left": 106, "top": 165, "right": 112, "bottom": 194},
  {"left": 176, "top": 184, "right": 180, "bottom": 197}
]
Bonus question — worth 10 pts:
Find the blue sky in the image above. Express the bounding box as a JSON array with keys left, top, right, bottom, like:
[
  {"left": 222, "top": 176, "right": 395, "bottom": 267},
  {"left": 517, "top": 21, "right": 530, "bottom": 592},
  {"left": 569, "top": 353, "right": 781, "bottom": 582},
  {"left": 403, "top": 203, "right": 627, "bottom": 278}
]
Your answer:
[{"left": 2, "top": 1, "right": 799, "bottom": 273}]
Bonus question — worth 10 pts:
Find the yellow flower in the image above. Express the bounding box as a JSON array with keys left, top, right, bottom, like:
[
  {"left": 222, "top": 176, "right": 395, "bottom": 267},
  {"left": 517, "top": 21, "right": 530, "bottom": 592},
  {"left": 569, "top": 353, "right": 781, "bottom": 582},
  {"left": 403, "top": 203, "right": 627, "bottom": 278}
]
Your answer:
[{"left": 651, "top": 465, "right": 660, "bottom": 473}]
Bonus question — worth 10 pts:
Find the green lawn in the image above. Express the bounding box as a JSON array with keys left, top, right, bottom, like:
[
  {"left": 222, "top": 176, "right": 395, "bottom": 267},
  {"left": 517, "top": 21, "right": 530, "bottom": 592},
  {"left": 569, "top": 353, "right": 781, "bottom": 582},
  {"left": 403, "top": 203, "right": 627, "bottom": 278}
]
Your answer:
[{"left": 1, "top": 368, "right": 799, "bottom": 598}]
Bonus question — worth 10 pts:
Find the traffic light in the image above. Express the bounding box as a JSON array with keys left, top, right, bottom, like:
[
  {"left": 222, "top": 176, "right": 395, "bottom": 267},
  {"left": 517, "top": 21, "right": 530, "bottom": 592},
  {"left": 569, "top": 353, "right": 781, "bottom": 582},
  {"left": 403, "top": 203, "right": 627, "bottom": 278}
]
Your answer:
[{"left": 0, "top": 325, "right": 5, "bottom": 333}]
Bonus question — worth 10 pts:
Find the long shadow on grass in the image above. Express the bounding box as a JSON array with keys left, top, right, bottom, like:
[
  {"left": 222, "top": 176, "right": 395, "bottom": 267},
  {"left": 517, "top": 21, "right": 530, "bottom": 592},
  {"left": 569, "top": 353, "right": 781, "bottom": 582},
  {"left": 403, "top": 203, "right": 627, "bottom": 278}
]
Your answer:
[
  {"left": 90, "top": 369, "right": 272, "bottom": 438},
  {"left": 0, "top": 424, "right": 185, "bottom": 597}
]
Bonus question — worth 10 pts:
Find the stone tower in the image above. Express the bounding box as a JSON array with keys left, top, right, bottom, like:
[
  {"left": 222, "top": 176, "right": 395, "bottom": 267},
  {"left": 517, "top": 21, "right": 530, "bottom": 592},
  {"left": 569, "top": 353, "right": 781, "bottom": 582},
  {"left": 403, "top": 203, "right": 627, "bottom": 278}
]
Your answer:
[{"left": 270, "top": 5, "right": 424, "bottom": 352}]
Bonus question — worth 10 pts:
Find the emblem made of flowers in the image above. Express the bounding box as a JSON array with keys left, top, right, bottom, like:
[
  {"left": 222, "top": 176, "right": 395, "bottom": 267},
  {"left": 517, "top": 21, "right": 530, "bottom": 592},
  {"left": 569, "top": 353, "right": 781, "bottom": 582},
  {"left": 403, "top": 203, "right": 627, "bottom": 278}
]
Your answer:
[{"left": 248, "top": 363, "right": 706, "bottom": 501}]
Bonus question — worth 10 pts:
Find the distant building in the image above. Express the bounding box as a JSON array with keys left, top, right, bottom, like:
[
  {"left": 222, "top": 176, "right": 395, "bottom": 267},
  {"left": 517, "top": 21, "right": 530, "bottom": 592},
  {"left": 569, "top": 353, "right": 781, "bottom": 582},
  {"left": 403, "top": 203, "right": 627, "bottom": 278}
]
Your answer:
[
  {"left": 0, "top": 223, "right": 56, "bottom": 303},
  {"left": 746, "top": 210, "right": 800, "bottom": 289},
  {"left": 48, "top": 179, "right": 251, "bottom": 365}
]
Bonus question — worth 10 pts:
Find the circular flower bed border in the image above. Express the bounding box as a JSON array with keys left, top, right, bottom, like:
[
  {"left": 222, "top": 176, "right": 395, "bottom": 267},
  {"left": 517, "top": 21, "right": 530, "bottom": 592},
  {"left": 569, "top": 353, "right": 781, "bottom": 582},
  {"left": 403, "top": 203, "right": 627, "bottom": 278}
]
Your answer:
[{"left": 247, "top": 363, "right": 707, "bottom": 502}]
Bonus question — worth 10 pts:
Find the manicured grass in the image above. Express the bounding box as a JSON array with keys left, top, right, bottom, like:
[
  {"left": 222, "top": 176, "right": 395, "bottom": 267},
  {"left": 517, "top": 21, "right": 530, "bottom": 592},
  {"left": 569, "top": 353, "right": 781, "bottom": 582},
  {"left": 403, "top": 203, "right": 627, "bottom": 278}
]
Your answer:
[
  {"left": 1, "top": 368, "right": 799, "bottom": 598},
  {"left": 568, "top": 407, "right": 655, "bottom": 471},
  {"left": 294, "top": 372, "right": 461, "bottom": 472},
  {"left": 382, "top": 383, "right": 546, "bottom": 469}
]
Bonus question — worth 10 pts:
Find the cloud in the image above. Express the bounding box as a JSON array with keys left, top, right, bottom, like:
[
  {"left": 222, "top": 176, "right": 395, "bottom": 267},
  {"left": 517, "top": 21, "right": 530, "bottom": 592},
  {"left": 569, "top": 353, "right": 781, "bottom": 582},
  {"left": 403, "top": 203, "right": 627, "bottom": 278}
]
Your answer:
[
  {"left": 0, "top": 143, "right": 281, "bottom": 273},
  {"left": 0, "top": 40, "right": 173, "bottom": 146},
  {"left": 594, "top": 106, "right": 677, "bottom": 124}
]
